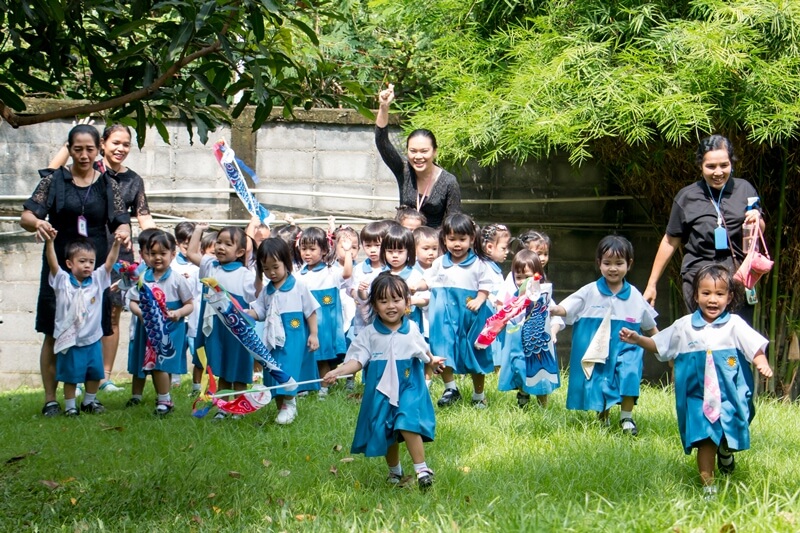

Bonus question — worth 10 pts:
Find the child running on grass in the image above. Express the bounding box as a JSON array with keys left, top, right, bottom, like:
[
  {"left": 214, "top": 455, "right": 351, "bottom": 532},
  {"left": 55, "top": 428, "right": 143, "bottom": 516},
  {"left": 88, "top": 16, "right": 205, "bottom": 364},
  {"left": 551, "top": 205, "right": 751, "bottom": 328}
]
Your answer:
[
  {"left": 620, "top": 263, "right": 772, "bottom": 499},
  {"left": 323, "top": 273, "right": 444, "bottom": 489},
  {"left": 551, "top": 235, "right": 658, "bottom": 435},
  {"left": 46, "top": 234, "right": 123, "bottom": 416}
]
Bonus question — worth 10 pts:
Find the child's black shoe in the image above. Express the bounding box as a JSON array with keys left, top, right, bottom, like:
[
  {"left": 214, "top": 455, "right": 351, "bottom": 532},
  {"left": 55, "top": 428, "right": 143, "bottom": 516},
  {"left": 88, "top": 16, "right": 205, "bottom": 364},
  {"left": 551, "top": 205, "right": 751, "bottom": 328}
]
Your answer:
[{"left": 437, "top": 388, "right": 461, "bottom": 407}]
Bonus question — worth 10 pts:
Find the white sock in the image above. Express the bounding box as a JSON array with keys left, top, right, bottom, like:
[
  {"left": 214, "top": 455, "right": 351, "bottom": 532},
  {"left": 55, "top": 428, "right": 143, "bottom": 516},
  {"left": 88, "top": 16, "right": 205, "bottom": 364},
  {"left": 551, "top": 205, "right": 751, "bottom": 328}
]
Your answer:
[
  {"left": 413, "top": 462, "right": 429, "bottom": 476},
  {"left": 157, "top": 393, "right": 171, "bottom": 403},
  {"left": 192, "top": 383, "right": 201, "bottom": 391},
  {"left": 620, "top": 410, "right": 632, "bottom": 420},
  {"left": 131, "top": 394, "right": 143, "bottom": 401},
  {"left": 82, "top": 393, "right": 96, "bottom": 405},
  {"left": 285, "top": 397, "right": 296, "bottom": 406},
  {"left": 320, "top": 386, "right": 329, "bottom": 392},
  {"left": 444, "top": 381, "right": 457, "bottom": 391},
  {"left": 65, "top": 398, "right": 76, "bottom": 410},
  {"left": 425, "top": 379, "right": 432, "bottom": 389},
  {"left": 389, "top": 463, "right": 402, "bottom": 476},
  {"left": 472, "top": 392, "right": 485, "bottom": 401}
]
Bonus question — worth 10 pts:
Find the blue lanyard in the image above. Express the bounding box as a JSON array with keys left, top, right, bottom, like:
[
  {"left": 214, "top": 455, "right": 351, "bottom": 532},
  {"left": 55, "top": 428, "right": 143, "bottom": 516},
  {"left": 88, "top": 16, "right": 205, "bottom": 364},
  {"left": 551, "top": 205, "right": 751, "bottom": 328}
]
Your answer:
[{"left": 705, "top": 182, "right": 723, "bottom": 227}]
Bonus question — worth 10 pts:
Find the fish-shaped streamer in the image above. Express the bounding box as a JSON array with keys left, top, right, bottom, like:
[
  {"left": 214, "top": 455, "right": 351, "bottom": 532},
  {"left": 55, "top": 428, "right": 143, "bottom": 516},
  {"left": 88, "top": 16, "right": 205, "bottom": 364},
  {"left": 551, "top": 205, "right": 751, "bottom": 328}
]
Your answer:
[
  {"left": 138, "top": 281, "right": 175, "bottom": 371},
  {"left": 200, "top": 277, "right": 296, "bottom": 391},
  {"left": 212, "top": 140, "right": 275, "bottom": 225}
]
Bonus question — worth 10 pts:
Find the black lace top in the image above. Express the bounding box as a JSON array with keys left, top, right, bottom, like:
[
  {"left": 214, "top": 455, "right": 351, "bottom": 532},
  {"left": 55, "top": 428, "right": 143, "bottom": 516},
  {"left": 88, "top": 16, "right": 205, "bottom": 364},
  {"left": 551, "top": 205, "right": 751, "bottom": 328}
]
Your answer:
[
  {"left": 107, "top": 168, "right": 150, "bottom": 262},
  {"left": 24, "top": 167, "right": 130, "bottom": 268},
  {"left": 375, "top": 125, "right": 462, "bottom": 228}
]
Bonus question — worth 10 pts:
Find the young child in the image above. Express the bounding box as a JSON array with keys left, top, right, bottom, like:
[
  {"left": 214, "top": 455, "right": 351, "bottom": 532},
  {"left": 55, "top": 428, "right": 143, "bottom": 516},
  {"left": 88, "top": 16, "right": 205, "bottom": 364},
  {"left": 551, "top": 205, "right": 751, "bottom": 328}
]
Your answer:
[
  {"left": 247, "top": 238, "right": 320, "bottom": 424},
  {"left": 620, "top": 264, "right": 772, "bottom": 498},
  {"left": 295, "top": 226, "right": 352, "bottom": 399},
  {"left": 273, "top": 224, "right": 302, "bottom": 270},
  {"left": 381, "top": 224, "right": 427, "bottom": 333},
  {"left": 188, "top": 224, "right": 256, "bottom": 417},
  {"left": 200, "top": 230, "right": 218, "bottom": 256},
  {"left": 245, "top": 214, "right": 271, "bottom": 269},
  {"left": 351, "top": 221, "right": 391, "bottom": 336},
  {"left": 551, "top": 235, "right": 658, "bottom": 435},
  {"left": 414, "top": 213, "right": 494, "bottom": 408},
  {"left": 518, "top": 230, "right": 552, "bottom": 271},
  {"left": 334, "top": 225, "right": 360, "bottom": 390},
  {"left": 47, "top": 235, "right": 123, "bottom": 416},
  {"left": 128, "top": 232, "right": 194, "bottom": 415},
  {"left": 496, "top": 250, "right": 564, "bottom": 408},
  {"left": 414, "top": 226, "right": 440, "bottom": 272},
  {"left": 323, "top": 274, "right": 444, "bottom": 489},
  {"left": 395, "top": 206, "right": 427, "bottom": 231},
  {"left": 171, "top": 221, "right": 201, "bottom": 389},
  {"left": 478, "top": 223, "right": 512, "bottom": 368},
  {"left": 125, "top": 227, "right": 163, "bottom": 407}
]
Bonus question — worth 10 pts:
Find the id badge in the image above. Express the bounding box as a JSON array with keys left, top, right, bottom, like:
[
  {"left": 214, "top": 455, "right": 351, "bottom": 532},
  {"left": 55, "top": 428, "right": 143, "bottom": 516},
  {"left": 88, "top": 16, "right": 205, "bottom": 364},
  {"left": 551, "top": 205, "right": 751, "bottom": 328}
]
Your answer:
[
  {"left": 746, "top": 287, "right": 758, "bottom": 305},
  {"left": 714, "top": 226, "right": 727, "bottom": 250},
  {"left": 77, "top": 215, "right": 88, "bottom": 237}
]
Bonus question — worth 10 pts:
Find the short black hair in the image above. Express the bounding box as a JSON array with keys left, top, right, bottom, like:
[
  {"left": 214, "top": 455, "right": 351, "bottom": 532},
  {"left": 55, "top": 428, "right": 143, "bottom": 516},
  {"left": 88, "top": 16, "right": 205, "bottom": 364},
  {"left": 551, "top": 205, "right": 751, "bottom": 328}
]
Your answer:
[
  {"left": 174, "top": 222, "right": 196, "bottom": 243},
  {"left": 256, "top": 238, "right": 294, "bottom": 280},
  {"left": 596, "top": 235, "right": 634, "bottom": 264},
  {"left": 380, "top": 225, "right": 416, "bottom": 267},
  {"left": 64, "top": 238, "right": 96, "bottom": 260},
  {"left": 137, "top": 228, "right": 162, "bottom": 251}
]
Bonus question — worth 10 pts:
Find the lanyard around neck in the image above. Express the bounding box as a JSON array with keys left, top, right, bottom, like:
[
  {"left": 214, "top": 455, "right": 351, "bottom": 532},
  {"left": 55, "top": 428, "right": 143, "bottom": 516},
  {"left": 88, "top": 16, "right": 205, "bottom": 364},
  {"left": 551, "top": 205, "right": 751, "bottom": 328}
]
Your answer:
[{"left": 705, "top": 182, "right": 723, "bottom": 227}]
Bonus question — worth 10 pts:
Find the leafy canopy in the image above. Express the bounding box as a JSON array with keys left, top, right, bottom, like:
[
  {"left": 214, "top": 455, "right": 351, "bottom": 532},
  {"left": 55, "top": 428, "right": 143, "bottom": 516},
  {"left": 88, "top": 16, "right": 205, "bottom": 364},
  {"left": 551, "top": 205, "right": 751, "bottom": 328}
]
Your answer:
[{"left": 0, "top": 0, "right": 347, "bottom": 146}]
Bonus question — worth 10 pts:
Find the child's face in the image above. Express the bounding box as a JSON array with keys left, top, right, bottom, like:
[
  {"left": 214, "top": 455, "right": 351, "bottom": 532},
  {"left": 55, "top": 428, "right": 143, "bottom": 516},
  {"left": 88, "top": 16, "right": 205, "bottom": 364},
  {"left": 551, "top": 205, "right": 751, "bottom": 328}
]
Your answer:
[
  {"left": 149, "top": 243, "right": 176, "bottom": 274},
  {"left": 695, "top": 276, "right": 732, "bottom": 323},
  {"left": 335, "top": 235, "right": 358, "bottom": 263},
  {"left": 362, "top": 240, "right": 381, "bottom": 264},
  {"left": 215, "top": 232, "right": 245, "bottom": 264},
  {"left": 415, "top": 236, "right": 439, "bottom": 269},
  {"left": 139, "top": 246, "right": 153, "bottom": 267},
  {"left": 254, "top": 226, "right": 271, "bottom": 246},
  {"left": 66, "top": 250, "right": 97, "bottom": 281},
  {"left": 400, "top": 217, "right": 423, "bottom": 231},
  {"left": 300, "top": 242, "right": 323, "bottom": 266},
  {"left": 529, "top": 242, "right": 549, "bottom": 268},
  {"left": 598, "top": 252, "right": 630, "bottom": 288},
  {"left": 485, "top": 235, "right": 510, "bottom": 263},
  {"left": 384, "top": 247, "right": 408, "bottom": 271},
  {"left": 178, "top": 239, "right": 190, "bottom": 256},
  {"left": 444, "top": 232, "right": 471, "bottom": 262},
  {"left": 374, "top": 291, "right": 409, "bottom": 329},
  {"left": 513, "top": 266, "right": 535, "bottom": 289},
  {"left": 261, "top": 257, "right": 288, "bottom": 286}
]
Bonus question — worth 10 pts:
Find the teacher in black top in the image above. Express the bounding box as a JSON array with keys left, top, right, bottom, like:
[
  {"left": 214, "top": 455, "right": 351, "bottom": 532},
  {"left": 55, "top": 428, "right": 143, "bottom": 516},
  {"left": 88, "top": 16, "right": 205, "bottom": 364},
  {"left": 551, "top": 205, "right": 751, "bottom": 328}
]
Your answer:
[
  {"left": 375, "top": 83, "right": 461, "bottom": 228},
  {"left": 643, "top": 134, "right": 764, "bottom": 321}
]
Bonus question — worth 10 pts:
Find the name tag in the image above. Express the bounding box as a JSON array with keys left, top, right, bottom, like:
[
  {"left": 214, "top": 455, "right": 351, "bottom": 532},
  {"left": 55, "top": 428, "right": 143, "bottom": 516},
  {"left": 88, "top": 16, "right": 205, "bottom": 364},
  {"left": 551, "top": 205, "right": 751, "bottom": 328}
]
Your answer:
[{"left": 714, "top": 226, "right": 727, "bottom": 250}]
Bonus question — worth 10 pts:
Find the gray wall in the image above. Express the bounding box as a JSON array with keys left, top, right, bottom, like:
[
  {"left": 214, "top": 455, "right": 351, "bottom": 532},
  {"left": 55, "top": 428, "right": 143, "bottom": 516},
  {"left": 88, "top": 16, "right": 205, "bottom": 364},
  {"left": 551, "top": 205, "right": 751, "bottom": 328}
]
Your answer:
[{"left": 0, "top": 105, "right": 669, "bottom": 391}]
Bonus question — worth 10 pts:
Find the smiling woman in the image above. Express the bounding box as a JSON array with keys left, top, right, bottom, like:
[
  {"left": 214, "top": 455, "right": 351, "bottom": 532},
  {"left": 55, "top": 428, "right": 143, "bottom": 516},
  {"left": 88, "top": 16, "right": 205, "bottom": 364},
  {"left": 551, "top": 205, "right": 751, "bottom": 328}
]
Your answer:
[
  {"left": 643, "top": 135, "right": 765, "bottom": 323},
  {"left": 375, "top": 84, "right": 462, "bottom": 228}
]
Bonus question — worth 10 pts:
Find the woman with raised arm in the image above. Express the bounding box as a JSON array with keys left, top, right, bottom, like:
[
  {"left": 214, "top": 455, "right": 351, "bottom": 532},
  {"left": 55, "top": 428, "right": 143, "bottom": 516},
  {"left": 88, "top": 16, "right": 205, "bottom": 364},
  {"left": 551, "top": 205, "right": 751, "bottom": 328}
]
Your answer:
[
  {"left": 375, "top": 84, "right": 461, "bottom": 228},
  {"left": 643, "top": 134, "right": 764, "bottom": 323}
]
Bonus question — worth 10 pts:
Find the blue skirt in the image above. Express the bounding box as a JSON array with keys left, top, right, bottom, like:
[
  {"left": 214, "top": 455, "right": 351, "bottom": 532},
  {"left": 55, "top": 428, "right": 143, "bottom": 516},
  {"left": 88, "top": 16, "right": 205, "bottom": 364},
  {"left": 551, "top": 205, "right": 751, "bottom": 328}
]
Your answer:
[
  {"left": 57, "top": 340, "right": 104, "bottom": 384},
  {"left": 428, "top": 287, "right": 493, "bottom": 375},
  {"left": 263, "top": 311, "right": 319, "bottom": 395},
  {"left": 311, "top": 287, "right": 346, "bottom": 362},
  {"left": 497, "top": 324, "right": 560, "bottom": 395}
]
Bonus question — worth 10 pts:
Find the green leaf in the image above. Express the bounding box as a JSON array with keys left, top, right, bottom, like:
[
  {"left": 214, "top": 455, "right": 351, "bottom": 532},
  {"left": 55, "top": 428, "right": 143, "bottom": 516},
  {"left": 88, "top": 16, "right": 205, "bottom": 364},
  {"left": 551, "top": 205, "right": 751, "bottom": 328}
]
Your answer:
[
  {"left": 109, "top": 19, "right": 153, "bottom": 39},
  {"left": 134, "top": 102, "right": 147, "bottom": 149},
  {"left": 196, "top": 1, "right": 216, "bottom": 30},
  {"left": 167, "top": 21, "right": 194, "bottom": 62},
  {"left": 249, "top": 8, "right": 265, "bottom": 42},
  {"left": 0, "top": 83, "right": 25, "bottom": 111},
  {"left": 231, "top": 91, "right": 252, "bottom": 119},
  {"left": 154, "top": 118, "right": 170, "bottom": 145},
  {"left": 260, "top": 0, "right": 280, "bottom": 14},
  {"left": 289, "top": 17, "right": 320, "bottom": 46},
  {"left": 252, "top": 100, "right": 273, "bottom": 131}
]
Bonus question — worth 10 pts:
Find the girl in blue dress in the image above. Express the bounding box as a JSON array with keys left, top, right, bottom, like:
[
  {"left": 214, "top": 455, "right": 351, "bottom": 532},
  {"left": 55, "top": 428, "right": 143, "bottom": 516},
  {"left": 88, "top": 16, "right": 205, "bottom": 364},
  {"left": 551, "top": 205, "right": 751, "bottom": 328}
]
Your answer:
[
  {"left": 620, "top": 264, "right": 772, "bottom": 497},
  {"left": 381, "top": 224, "right": 427, "bottom": 333},
  {"left": 128, "top": 231, "right": 194, "bottom": 415},
  {"left": 414, "top": 213, "right": 494, "bottom": 408},
  {"left": 478, "top": 223, "right": 511, "bottom": 368},
  {"left": 323, "top": 273, "right": 444, "bottom": 489},
  {"left": 247, "top": 238, "right": 320, "bottom": 425},
  {"left": 551, "top": 235, "right": 658, "bottom": 435},
  {"left": 497, "top": 250, "right": 564, "bottom": 408},
  {"left": 295, "top": 226, "right": 352, "bottom": 399},
  {"left": 188, "top": 224, "right": 256, "bottom": 417}
]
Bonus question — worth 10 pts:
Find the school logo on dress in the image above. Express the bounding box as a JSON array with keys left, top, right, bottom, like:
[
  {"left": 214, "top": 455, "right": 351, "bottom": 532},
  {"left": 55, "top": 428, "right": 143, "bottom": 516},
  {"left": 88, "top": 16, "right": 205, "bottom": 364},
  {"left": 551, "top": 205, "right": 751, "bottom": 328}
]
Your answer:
[
  {"left": 404, "top": 368, "right": 410, "bottom": 379},
  {"left": 90, "top": 297, "right": 96, "bottom": 304},
  {"left": 322, "top": 295, "right": 334, "bottom": 305},
  {"left": 727, "top": 356, "right": 737, "bottom": 368},
  {"left": 289, "top": 318, "right": 301, "bottom": 329},
  {"left": 405, "top": 307, "right": 411, "bottom": 315},
  {"left": 466, "top": 296, "right": 473, "bottom": 304}
]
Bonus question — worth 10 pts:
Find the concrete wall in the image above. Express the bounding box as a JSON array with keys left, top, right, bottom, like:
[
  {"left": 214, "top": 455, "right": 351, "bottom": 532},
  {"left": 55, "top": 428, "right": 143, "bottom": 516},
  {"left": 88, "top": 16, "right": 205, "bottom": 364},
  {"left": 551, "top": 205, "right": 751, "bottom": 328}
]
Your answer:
[{"left": 0, "top": 104, "right": 669, "bottom": 391}]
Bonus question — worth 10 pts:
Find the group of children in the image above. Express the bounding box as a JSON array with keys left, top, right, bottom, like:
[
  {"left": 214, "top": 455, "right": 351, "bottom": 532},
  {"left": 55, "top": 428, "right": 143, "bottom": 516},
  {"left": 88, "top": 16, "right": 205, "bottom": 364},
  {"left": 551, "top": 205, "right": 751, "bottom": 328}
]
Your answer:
[{"left": 44, "top": 205, "right": 773, "bottom": 495}]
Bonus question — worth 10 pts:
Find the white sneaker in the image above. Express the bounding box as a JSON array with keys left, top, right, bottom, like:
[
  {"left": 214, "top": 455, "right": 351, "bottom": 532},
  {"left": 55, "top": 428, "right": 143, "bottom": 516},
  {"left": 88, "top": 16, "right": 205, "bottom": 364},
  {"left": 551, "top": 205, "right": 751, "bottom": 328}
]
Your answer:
[
  {"left": 275, "top": 402, "right": 297, "bottom": 425},
  {"left": 100, "top": 381, "right": 124, "bottom": 393},
  {"left": 75, "top": 385, "right": 84, "bottom": 398},
  {"left": 318, "top": 387, "right": 328, "bottom": 401}
]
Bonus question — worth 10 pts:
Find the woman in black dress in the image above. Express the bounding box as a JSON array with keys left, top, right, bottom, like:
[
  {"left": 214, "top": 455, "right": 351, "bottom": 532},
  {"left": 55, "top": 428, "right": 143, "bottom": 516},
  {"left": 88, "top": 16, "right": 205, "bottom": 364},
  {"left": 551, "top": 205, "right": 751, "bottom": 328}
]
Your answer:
[
  {"left": 375, "top": 84, "right": 461, "bottom": 228},
  {"left": 21, "top": 124, "right": 131, "bottom": 416}
]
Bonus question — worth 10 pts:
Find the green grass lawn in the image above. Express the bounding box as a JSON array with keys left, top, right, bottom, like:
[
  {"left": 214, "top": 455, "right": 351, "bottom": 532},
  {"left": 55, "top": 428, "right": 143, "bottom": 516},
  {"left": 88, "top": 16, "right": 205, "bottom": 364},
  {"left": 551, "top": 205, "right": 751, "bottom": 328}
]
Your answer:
[{"left": 1, "top": 375, "right": 799, "bottom": 532}]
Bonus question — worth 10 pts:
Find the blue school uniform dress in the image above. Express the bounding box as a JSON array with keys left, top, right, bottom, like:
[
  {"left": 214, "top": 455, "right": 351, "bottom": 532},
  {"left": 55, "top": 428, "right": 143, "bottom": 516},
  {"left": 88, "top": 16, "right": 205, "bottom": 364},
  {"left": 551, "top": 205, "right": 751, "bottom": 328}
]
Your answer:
[
  {"left": 298, "top": 262, "right": 347, "bottom": 363},
  {"left": 652, "top": 311, "right": 767, "bottom": 454},
  {"left": 348, "top": 317, "right": 435, "bottom": 457},
  {"left": 197, "top": 256, "right": 256, "bottom": 384},
  {"left": 128, "top": 267, "right": 193, "bottom": 376},
  {"left": 424, "top": 251, "right": 494, "bottom": 375},
  {"left": 250, "top": 274, "right": 321, "bottom": 395},
  {"left": 50, "top": 267, "right": 110, "bottom": 384},
  {"left": 498, "top": 282, "right": 564, "bottom": 396},
  {"left": 561, "top": 278, "right": 657, "bottom": 412},
  {"left": 391, "top": 266, "right": 425, "bottom": 334}
]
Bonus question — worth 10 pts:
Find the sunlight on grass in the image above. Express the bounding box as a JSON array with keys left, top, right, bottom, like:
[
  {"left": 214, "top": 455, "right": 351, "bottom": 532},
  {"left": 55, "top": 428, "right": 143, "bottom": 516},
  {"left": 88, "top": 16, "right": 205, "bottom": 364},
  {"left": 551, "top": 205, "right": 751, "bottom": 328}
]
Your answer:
[{"left": 1, "top": 374, "right": 799, "bottom": 532}]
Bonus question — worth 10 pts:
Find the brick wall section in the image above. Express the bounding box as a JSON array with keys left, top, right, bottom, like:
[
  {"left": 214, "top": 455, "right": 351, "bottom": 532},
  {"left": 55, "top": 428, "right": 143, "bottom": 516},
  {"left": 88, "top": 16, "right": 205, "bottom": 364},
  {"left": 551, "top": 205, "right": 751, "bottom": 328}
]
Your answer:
[{"left": 0, "top": 103, "right": 669, "bottom": 391}]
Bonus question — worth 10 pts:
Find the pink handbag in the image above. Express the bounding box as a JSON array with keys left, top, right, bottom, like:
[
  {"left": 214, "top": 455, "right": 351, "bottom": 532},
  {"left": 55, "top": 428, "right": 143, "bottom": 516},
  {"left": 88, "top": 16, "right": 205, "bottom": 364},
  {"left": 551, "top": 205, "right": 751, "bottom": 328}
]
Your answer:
[{"left": 734, "top": 225, "right": 773, "bottom": 289}]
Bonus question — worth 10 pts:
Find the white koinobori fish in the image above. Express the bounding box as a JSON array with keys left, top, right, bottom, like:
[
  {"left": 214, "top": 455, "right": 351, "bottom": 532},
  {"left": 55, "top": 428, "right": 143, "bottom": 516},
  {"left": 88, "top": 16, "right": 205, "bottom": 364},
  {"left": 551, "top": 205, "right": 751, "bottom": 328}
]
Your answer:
[
  {"left": 212, "top": 140, "right": 275, "bottom": 224},
  {"left": 201, "top": 278, "right": 296, "bottom": 391}
]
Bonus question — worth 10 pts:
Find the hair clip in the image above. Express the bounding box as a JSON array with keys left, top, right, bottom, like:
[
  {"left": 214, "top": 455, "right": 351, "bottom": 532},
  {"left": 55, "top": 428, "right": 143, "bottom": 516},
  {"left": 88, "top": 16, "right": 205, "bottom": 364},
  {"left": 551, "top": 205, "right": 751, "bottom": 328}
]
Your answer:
[{"left": 294, "top": 231, "right": 303, "bottom": 248}]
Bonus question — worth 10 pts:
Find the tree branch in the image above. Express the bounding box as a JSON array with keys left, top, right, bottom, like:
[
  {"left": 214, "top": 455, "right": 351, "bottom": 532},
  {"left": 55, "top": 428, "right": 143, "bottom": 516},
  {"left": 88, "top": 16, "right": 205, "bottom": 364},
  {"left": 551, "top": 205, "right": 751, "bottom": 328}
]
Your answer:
[{"left": 0, "top": 40, "right": 222, "bottom": 128}]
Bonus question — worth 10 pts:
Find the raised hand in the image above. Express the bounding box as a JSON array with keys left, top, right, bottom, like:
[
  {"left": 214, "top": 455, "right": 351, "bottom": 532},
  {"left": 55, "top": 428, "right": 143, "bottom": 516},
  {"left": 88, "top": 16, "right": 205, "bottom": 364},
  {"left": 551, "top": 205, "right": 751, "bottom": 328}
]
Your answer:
[{"left": 378, "top": 83, "right": 395, "bottom": 107}]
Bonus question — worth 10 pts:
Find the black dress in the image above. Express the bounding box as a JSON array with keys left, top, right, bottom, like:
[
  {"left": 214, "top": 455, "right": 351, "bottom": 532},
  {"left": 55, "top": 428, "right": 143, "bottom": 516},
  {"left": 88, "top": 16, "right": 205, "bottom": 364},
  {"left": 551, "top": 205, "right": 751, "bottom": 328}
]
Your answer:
[{"left": 23, "top": 167, "right": 130, "bottom": 336}]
